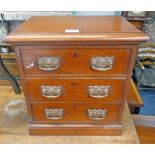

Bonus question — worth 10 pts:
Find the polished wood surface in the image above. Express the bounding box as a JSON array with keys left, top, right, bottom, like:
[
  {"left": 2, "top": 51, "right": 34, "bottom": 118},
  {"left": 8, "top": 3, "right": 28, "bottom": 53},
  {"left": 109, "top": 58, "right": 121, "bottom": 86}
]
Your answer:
[
  {"left": 21, "top": 48, "right": 130, "bottom": 75},
  {"left": 10, "top": 16, "right": 141, "bottom": 33},
  {"left": 29, "top": 124, "right": 123, "bottom": 136},
  {"left": 129, "top": 20, "right": 144, "bottom": 30},
  {"left": 5, "top": 16, "right": 148, "bottom": 135},
  {"left": 25, "top": 78, "right": 125, "bottom": 102},
  {"left": 127, "top": 79, "right": 143, "bottom": 107},
  {"left": 4, "top": 16, "right": 148, "bottom": 43},
  {"left": 31, "top": 102, "right": 120, "bottom": 124}
]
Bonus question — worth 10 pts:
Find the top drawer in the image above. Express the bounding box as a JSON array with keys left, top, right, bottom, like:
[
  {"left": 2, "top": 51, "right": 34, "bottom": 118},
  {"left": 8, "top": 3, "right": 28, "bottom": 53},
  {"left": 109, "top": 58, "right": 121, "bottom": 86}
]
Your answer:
[{"left": 20, "top": 48, "right": 131, "bottom": 75}]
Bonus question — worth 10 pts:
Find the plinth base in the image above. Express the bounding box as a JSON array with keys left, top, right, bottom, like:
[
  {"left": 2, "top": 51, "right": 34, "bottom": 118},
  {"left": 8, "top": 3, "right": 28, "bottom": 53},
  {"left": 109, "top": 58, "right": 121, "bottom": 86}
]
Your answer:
[{"left": 29, "top": 123, "right": 123, "bottom": 136}]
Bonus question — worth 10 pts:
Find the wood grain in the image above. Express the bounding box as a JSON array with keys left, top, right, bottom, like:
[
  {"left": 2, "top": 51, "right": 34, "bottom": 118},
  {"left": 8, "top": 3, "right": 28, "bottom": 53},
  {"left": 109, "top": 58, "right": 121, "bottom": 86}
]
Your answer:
[
  {"left": 29, "top": 123, "right": 123, "bottom": 136},
  {"left": 21, "top": 48, "right": 130, "bottom": 75},
  {"left": 4, "top": 16, "right": 149, "bottom": 43},
  {"left": 127, "top": 79, "right": 143, "bottom": 107},
  {"left": 25, "top": 78, "right": 125, "bottom": 103},
  {"left": 31, "top": 102, "right": 121, "bottom": 124}
]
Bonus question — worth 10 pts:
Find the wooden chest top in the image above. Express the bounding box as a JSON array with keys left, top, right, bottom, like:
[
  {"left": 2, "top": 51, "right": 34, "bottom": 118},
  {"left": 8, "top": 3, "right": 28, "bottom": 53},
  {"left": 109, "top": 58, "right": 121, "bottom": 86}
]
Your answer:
[{"left": 5, "top": 16, "right": 148, "bottom": 43}]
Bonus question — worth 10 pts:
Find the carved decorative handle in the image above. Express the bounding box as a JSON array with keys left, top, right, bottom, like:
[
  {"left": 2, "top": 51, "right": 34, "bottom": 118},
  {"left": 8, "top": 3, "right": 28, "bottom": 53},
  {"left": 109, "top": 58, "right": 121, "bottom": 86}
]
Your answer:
[
  {"left": 88, "top": 109, "right": 107, "bottom": 120},
  {"left": 91, "top": 56, "right": 114, "bottom": 71},
  {"left": 41, "top": 86, "right": 62, "bottom": 98},
  {"left": 38, "top": 56, "right": 60, "bottom": 71},
  {"left": 45, "top": 108, "right": 64, "bottom": 120},
  {"left": 88, "top": 86, "right": 110, "bottom": 98}
]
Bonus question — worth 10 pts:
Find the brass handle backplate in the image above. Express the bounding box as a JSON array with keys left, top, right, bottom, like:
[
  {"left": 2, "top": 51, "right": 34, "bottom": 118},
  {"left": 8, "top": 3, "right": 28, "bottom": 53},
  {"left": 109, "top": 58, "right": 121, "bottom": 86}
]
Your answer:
[
  {"left": 38, "top": 56, "right": 60, "bottom": 71},
  {"left": 91, "top": 56, "right": 114, "bottom": 71},
  {"left": 88, "top": 109, "right": 107, "bottom": 120},
  {"left": 88, "top": 85, "right": 110, "bottom": 98},
  {"left": 45, "top": 108, "right": 64, "bottom": 120},
  {"left": 41, "top": 86, "right": 62, "bottom": 98}
]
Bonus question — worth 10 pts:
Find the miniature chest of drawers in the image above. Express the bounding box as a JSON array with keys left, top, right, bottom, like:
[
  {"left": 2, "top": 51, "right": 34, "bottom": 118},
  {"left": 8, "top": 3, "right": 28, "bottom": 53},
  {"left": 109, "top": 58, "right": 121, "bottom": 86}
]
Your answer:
[{"left": 5, "top": 16, "right": 148, "bottom": 135}]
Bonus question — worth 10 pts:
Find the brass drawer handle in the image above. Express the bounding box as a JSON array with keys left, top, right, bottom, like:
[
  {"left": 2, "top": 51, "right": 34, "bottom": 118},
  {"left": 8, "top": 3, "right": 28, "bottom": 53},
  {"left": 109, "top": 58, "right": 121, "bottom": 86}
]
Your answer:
[
  {"left": 38, "top": 56, "right": 60, "bottom": 71},
  {"left": 41, "top": 86, "right": 62, "bottom": 98},
  {"left": 88, "top": 86, "right": 110, "bottom": 98},
  {"left": 88, "top": 109, "right": 107, "bottom": 120},
  {"left": 45, "top": 108, "right": 64, "bottom": 120},
  {"left": 91, "top": 56, "right": 114, "bottom": 71}
]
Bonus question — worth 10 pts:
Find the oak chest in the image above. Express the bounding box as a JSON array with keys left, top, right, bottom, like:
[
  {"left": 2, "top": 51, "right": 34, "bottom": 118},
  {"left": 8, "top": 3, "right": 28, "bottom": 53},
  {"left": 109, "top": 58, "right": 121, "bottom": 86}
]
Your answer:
[{"left": 5, "top": 16, "right": 148, "bottom": 135}]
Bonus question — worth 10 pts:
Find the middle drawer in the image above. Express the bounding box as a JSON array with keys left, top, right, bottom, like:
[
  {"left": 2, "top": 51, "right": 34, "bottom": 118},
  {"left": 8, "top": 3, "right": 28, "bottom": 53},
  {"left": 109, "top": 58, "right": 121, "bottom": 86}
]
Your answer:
[{"left": 25, "top": 79, "right": 125, "bottom": 102}]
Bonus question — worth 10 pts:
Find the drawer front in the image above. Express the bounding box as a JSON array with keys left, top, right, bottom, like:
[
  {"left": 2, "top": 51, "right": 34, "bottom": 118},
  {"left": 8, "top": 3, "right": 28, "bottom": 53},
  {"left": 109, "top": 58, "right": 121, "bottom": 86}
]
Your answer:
[
  {"left": 31, "top": 102, "right": 120, "bottom": 124},
  {"left": 25, "top": 79, "right": 125, "bottom": 102},
  {"left": 21, "top": 48, "right": 130, "bottom": 74}
]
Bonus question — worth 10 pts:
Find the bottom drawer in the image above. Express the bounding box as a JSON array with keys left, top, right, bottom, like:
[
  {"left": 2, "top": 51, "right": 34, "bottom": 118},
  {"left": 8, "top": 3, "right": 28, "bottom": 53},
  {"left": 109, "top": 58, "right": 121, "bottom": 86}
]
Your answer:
[{"left": 31, "top": 102, "right": 121, "bottom": 124}]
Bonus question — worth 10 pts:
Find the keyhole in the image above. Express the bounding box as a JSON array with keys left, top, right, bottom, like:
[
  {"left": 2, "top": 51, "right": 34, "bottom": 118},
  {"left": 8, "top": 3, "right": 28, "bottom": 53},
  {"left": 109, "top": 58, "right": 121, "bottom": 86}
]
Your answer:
[
  {"left": 73, "top": 82, "right": 77, "bottom": 86},
  {"left": 74, "top": 53, "right": 77, "bottom": 57}
]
